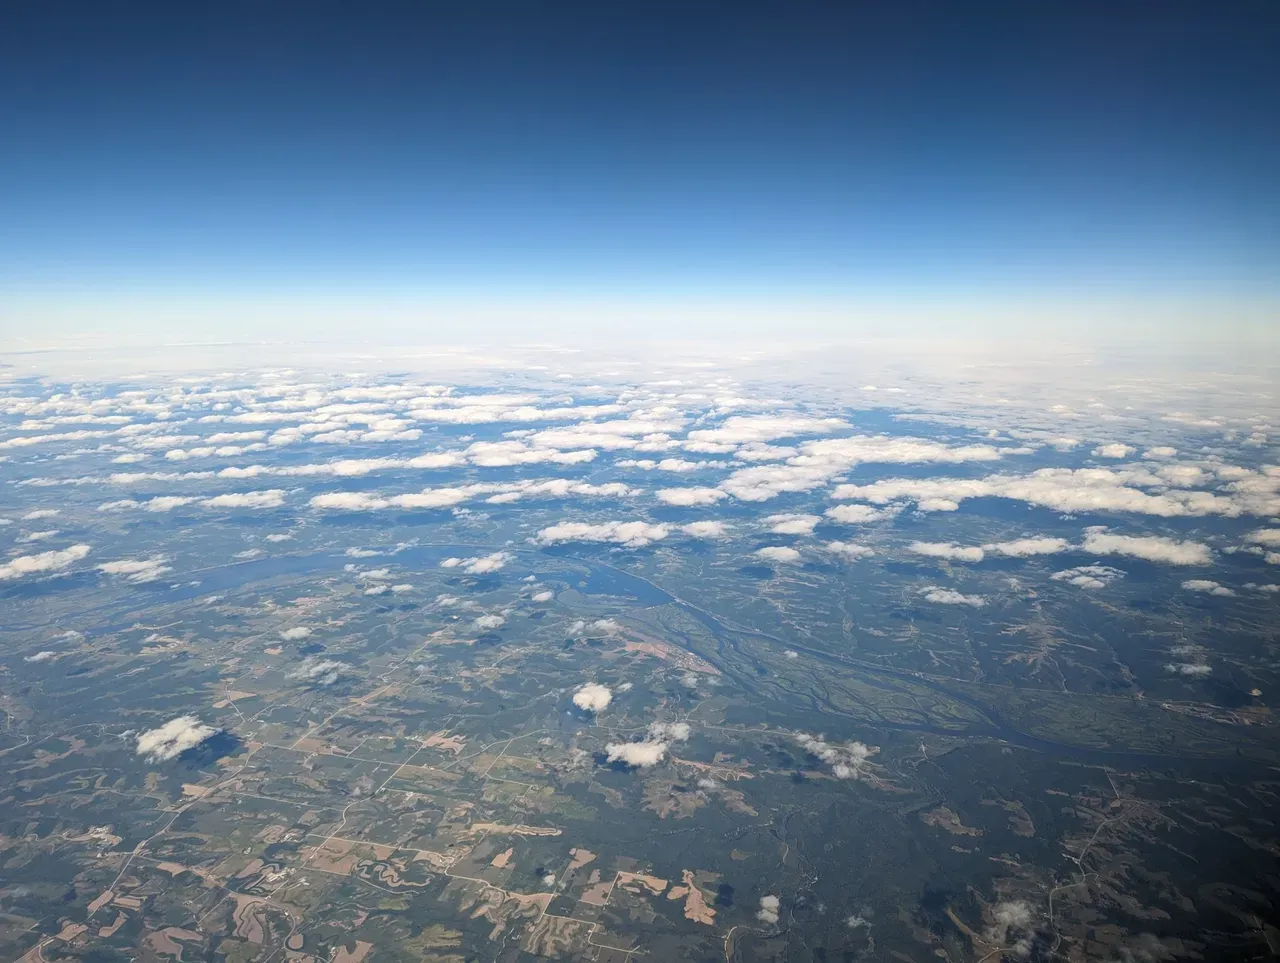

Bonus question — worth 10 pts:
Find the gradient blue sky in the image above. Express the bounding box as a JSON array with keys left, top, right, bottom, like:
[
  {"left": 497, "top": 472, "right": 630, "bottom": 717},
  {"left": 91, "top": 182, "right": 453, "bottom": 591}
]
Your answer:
[{"left": 2, "top": 1, "right": 1278, "bottom": 341}]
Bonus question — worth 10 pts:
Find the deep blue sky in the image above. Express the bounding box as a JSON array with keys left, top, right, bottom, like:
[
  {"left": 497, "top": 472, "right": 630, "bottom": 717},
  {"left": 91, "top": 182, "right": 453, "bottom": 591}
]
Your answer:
[{"left": 2, "top": 1, "right": 1278, "bottom": 337}]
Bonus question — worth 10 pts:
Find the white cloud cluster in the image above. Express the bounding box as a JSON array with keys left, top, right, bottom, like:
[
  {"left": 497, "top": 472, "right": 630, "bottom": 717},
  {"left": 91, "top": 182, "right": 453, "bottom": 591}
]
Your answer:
[
  {"left": 288, "top": 657, "right": 348, "bottom": 686},
  {"left": 1081, "top": 532, "right": 1211, "bottom": 566},
  {"left": 1165, "top": 662, "right": 1211, "bottom": 677},
  {"left": 605, "top": 739, "right": 668, "bottom": 768},
  {"left": 535, "top": 520, "right": 670, "bottom": 548},
  {"left": 755, "top": 546, "right": 802, "bottom": 564},
  {"left": 756, "top": 895, "right": 781, "bottom": 924},
  {"left": 832, "top": 464, "right": 1280, "bottom": 518},
  {"left": 618, "top": 457, "right": 715, "bottom": 472},
  {"left": 1092, "top": 443, "right": 1134, "bottom": 458},
  {"left": 648, "top": 720, "right": 691, "bottom": 742},
  {"left": 573, "top": 682, "right": 613, "bottom": 713},
  {"left": 1050, "top": 564, "right": 1124, "bottom": 589},
  {"left": 825, "top": 540, "right": 874, "bottom": 559},
  {"left": 983, "top": 537, "right": 1070, "bottom": 557},
  {"left": 825, "top": 504, "right": 891, "bottom": 524},
  {"left": 655, "top": 487, "right": 726, "bottom": 507},
  {"left": 310, "top": 479, "right": 638, "bottom": 513},
  {"left": 440, "top": 551, "right": 513, "bottom": 574},
  {"left": 202, "top": 489, "right": 286, "bottom": 509},
  {"left": 796, "top": 733, "right": 876, "bottom": 779},
  {"left": 909, "top": 541, "right": 985, "bottom": 563},
  {"left": 1181, "top": 579, "right": 1234, "bottom": 596},
  {"left": 920, "top": 586, "right": 986, "bottom": 607},
  {"left": 765, "top": 513, "right": 820, "bottom": 535},
  {"left": 686, "top": 414, "right": 848, "bottom": 446},
  {"left": 98, "top": 557, "right": 172, "bottom": 583},
  {"left": 136, "top": 715, "right": 222, "bottom": 762},
  {"left": 681, "top": 520, "right": 730, "bottom": 538},
  {"left": 474, "top": 613, "right": 506, "bottom": 631},
  {"left": 985, "top": 901, "right": 1036, "bottom": 958},
  {"left": 280, "top": 626, "right": 312, "bottom": 641},
  {"left": 0, "top": 544, "right": 91, "bottom": 580},
  {"left": 721, "top": 434, "right": 1007, "bottom": 502}
]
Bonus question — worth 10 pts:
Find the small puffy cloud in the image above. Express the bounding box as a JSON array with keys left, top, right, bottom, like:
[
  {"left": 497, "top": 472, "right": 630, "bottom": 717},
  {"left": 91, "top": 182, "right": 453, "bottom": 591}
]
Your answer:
[
  {"left": 1165, "top": 662, "right": 1211, "bottom": 676},
  {"left": 916, "top": 497, "right": 960, "bottom": 512},
  {"left": 826, "top": 540, "right": 874, "bottom": 559},
  {"left": 909, "top": 541, "right": 985, "bottom": 563},
  {"left": 531, "top": 590, "right": 554, "bottom": 602},
  {"left": 288, "top": 657, "right": 348, "bottom": 686},
  {"left": 22, "top": 509, "right": 60, "bottom": 520},
  {"left": 1245, "top": 529, "right": 1280, "bottom": 547},
  {"left": 17, "top": 530, "right": 59, "bottom": 544},
  {"left": 280, "top": 626, "right": 312, "bottom": 641},
  {"left": 1181, "top": 579, "right": 1235, "bottom": 596},
  {"left": 136, "top": 715, "right": 222, "bottom": 762},
  {"left": 24, "top": 650, "right": 57, "bottom": 663},
  {"left": 202, "top": 490, "right": 285, "bottom": 509},
  {"left": 920, "top": 586, "right": 986, "bottom": 607},
  {"left": 1082, "top": 532, "right": 1211, "bottom": 566},
  {"left": 0, "top": 544, "right": 91, "bottom": 580},
  {"left": 1092, "top": 443, "right": 1134, "bottom": 458},
  {"left": 757, "top": 895, "right": 781, "bottom": 924},
  {"left": 755, "top": 546, "right": 802, "bottom": 564},
  {"left": 983, "top": 537, "right": 1070, "bottom": 557},
  {"left": 98, "top": 499, "right": 141, "bottom": 512},
  {"left": 589, "top": 618, "right": 623, "bottom": 634},
  {"left": 656, "top": 487, "right": 727, "bottom": 507},
  {"left": 832, "top": 465, "right": 1264, "bottom": 519},
  {"left": 796, "top": 733, "right": 875, "bottom": 779},
  {"left": 442, "top": 551, "right": 513, "bottom": 574},
  {"left": 766, "top": 513, "right": 820, "bottom": 535},
  {"left": 985, "top": 901, "right": 1037, "bottom": 958},
  {"left": 98, "top": 557, "right": 172, "bottom": 584},
  {"left": 1050, "top": 564, "right": 1124, "bottom": 589},
  {"left": 145, "top": 496, "right": 198, "bottom": 512},
  {"left": 680, "top": 520, "right": 730, "bottom": 538},
  {"left": 1142, "top": 446, "right": 1178, "bottom": 460},
  {"left": 605, "top": 740, "right": 668, "bottom": 768},
  {"left": 573, "top": 682, "right": 613, "bottom": 713},
  {"left": 310, "top": 492, "right": 388, "bottom": 511},
  {"left": 648, "top": 720, "right": 691, "bottom": 742},
  {"left": 535, "top": 520, "right": 670, "bottom": 548},
  {"left": 474, "top": 613, "right": 506, "bottom": 631},
  {"left": 686, "top": 414, "right": 847, "bottom": 446},
  {"left": 825, "top": 504, "right": 888, "bottom": 524}
]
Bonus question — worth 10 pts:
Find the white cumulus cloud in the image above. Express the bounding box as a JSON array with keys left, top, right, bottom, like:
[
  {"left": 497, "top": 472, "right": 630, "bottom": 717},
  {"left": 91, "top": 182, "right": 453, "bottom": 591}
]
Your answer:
[
  {"left": 755, "top": 546, "right": 802, "bottom": 564},
  {"left": 1081, "top": 531, "right": 1211, "bottom": 566},
  {"left": 909, "top": 541, "right": 985, "bottom": 563},
  {"left": 136, "top": 715, "right": 222, "bottom": 762},
  {"left": 605, "top": 740, "right": 668, "bottom": 768},
  {"left": 535, "top": 520, "right": 670, "bottom": 548},
  {"left": 573, "top": 682, "right": 613, "bottom": 713},
  {"left": 920, "top": 586, "right": 986, "bottom": 607},
  {"left": 1181, "top": 579, "right": 1234, "bottom": 596},
  {"left": 983, "top": 537, "right": 1070, "bottom": 557},
  {"left": 656, "top": 487, "right": 727, "bottom": 507},
  {"left": 98, "top": 557, "right": 172, "bottom": 583},
  {"left": 0, "top": 544, "right": 91, "bottom": 580}
]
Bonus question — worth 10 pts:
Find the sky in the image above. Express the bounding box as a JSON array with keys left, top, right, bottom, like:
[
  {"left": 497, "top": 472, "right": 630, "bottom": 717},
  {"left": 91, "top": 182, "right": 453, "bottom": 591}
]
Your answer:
[{"left": 1, "top": 1, "right": 1278, "bottom": 344}]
